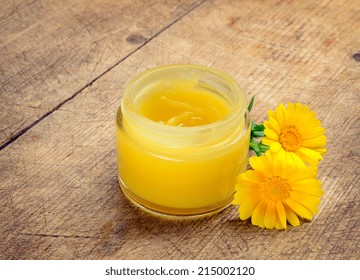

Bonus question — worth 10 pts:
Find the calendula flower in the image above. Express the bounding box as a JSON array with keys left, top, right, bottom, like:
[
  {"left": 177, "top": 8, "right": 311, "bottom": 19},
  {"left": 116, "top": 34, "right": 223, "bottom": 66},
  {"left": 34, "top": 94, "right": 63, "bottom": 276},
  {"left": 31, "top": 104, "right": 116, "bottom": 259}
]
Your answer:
[
  {"left": 233, "top": 151, "right": 323, "bottom": 229},
  {"left": 262, "top": 103, "right": 327, "bottom": 166}
]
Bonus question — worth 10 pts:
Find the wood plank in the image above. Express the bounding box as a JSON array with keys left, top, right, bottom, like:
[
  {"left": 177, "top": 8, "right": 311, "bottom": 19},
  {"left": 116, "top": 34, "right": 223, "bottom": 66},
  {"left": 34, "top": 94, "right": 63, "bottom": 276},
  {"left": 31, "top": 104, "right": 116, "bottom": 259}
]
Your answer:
[
  {"left": 0, "top": 0, "right": 74, "bottom": 42},
  {"left": 1, "top": 0, "right": 359, "bottom": 259},
  {"left": 0, "top": 0, "right": 205, "bottom": 147}
]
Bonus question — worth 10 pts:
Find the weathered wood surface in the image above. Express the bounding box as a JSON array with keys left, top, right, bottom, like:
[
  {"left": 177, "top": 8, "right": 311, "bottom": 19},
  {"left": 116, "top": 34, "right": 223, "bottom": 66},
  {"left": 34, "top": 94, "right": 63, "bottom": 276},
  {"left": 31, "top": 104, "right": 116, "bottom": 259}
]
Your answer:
[
  {"left": 0, "top": 0, "right": 204, "bottom": 147},
  {"left": 0, "top": 0, "right": 359, "bottom": 259}
]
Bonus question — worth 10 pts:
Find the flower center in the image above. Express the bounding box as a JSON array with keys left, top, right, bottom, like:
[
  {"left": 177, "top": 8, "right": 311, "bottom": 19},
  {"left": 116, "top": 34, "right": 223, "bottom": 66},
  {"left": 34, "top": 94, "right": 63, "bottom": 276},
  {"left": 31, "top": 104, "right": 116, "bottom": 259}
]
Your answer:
[
  {"left": 279, "top": 126, "right": 301, "bottom": 151},
  {"left": 264, "top": 176, "right": 290, "bottom": 201}
]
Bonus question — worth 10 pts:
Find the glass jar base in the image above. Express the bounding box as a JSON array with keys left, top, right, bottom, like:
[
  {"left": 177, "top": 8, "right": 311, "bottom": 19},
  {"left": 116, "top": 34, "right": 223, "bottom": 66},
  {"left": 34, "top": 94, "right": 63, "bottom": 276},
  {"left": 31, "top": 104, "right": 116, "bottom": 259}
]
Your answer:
[{"left": 118, "top": 175, "right": 233, "bottom": 219}]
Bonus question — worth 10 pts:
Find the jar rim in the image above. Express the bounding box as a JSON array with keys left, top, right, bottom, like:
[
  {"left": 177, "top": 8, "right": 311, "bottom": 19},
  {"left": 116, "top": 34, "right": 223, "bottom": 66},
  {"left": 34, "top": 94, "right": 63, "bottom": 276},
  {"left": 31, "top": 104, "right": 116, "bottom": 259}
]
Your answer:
[{"left": 121, "top": 64, "right": 247, "bottom": 136}]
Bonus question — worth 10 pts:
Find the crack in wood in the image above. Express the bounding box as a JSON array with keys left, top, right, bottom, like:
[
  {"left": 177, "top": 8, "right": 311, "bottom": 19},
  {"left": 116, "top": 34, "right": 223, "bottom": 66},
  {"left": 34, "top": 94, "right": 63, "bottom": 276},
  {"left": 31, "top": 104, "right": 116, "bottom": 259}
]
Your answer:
[
  {"left": 19, "top": 232, "right": 98, "bottom": 239},
  {"left": 0, "top": 0, "right": 208, "bottom": 152}
]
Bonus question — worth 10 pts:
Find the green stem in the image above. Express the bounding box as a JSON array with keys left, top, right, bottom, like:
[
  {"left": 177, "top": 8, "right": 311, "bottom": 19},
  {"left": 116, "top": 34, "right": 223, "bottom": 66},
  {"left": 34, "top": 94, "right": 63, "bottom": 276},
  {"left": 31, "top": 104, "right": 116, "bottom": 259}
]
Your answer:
[{"left": 247, "top": 96, "right": 269, "bottom": 156}]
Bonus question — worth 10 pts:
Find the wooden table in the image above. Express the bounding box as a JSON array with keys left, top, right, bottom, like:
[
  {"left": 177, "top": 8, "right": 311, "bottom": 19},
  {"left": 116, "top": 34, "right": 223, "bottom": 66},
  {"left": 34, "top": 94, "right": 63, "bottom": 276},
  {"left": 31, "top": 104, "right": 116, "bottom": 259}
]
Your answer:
[{"left": 1, "top": 0, "right": 359, "bottom": 260}]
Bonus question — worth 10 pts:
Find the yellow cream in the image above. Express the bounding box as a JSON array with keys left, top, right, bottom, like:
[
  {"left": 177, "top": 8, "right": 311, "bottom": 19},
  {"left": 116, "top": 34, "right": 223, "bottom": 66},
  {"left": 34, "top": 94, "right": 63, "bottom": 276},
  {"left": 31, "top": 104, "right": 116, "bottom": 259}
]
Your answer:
[
  {"left": 138, "top": 85, "right": 229, "bottom": 127},
  {"left": 116, "top": 65, "right": 250, "bottom": 216}
]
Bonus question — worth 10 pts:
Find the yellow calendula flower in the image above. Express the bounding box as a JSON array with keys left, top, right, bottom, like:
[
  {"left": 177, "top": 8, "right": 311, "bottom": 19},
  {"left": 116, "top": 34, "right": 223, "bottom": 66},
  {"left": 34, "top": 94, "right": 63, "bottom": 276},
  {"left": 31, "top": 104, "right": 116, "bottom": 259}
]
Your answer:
[
  {"left": 262, "top": 103, "right": 327, "bottom": 166},
  {"left": 233, "top": 151, "right": 323, "bottom": 229}
]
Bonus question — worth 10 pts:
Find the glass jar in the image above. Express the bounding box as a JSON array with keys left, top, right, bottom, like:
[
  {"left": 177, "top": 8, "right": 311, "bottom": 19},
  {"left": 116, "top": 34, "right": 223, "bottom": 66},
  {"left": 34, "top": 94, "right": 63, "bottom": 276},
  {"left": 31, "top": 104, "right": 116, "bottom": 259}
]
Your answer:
[{"left": 116, "top": 64, "right": 250, "bottom": 217}]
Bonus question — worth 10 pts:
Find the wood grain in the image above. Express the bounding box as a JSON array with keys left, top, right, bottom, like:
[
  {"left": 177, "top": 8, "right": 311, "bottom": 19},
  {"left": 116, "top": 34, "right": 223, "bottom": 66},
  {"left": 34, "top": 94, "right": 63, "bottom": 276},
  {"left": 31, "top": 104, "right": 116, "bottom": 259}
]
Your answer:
[
  {"left": 0, "top": 0, "right": 205, "bottom": 147},
  {"left": 0, "top": 0, "right": 359, "bottom": 259}
]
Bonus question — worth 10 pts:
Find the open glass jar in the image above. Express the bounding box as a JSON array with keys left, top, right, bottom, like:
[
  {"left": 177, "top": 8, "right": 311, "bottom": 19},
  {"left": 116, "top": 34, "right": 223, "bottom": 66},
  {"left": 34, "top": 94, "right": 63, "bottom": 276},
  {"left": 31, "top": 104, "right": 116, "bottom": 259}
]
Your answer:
[{"left": 116, "top": 64, "right": 250, "bottom": 217}]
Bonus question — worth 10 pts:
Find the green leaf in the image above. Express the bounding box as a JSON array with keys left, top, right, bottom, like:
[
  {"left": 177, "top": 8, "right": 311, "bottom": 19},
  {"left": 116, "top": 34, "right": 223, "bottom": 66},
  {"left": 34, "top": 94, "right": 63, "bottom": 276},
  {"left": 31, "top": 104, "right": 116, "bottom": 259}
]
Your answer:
[
  {"left": 249, "top": 139, "right": 261, "bottom": 156},
  {"left": 251, "top": 120, "right": 256, "bottom": 130},
  {"left": 252, "top": 130, "right": 265, "bottom": 137},
  {"left": 250, "top": 122, "right": 265, "bottom": 138},
  {"left": 249, "top": 136, "right": 269, "bottom": 156},
  {"left": 247, "top": 96, "right": 255, "bottom": 112},
  {"left": 247, "top": 96, "right": 269, "bottom": 156},
  {"left": 253, "top": 124, "right": 265, "bottom": 131},
  {"left": 259, "top": 141, "right": 270, "bottom": 153}
]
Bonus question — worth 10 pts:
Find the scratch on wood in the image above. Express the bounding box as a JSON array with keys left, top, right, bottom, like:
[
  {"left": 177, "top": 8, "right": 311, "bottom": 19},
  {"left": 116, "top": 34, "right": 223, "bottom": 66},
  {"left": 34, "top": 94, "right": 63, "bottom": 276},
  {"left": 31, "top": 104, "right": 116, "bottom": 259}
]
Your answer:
[
  {"left": 0, "top": 0, "right": 208, "bottom": 152},
  {"left": 42, "top": 199, "right": 48, "bottom": 229},
  {"left": 227, "top": 16, "right": 240, "bottom": 27},
  {"left": 19, "top": 232, "right": 98, "bottom": 239}
]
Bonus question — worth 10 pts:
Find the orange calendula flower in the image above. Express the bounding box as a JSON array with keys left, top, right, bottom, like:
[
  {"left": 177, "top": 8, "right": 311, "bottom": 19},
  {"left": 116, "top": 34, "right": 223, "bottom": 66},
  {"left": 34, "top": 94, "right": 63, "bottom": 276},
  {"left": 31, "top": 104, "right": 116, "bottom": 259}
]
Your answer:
[
  {"left": 233, "top": 151, "right": 323, "bottom": 230},
  {"left": 262, "top": 103, "right": 327, "bottom": 166}
]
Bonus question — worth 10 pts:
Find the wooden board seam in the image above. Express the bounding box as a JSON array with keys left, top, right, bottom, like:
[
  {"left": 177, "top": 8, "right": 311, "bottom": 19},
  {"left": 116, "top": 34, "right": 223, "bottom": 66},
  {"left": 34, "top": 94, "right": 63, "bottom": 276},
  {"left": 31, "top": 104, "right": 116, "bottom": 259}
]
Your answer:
[{"left": 0, "top": 0, "right": 208, "bottom": 152}]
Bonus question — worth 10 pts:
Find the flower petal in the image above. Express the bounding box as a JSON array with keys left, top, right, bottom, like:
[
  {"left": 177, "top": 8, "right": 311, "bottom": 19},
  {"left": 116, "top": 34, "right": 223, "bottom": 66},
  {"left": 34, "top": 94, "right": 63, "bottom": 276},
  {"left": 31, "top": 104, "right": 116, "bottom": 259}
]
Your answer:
[
  {"left": 275, "top": 216, "right": 286, "bottom": 230},
  {"left": 291, "top": 179, "right": 323, "bottom": 196},
  {"left": 239, "top": 199, "right": 261, "bottom": 220},
  {"left": 286, "top": 103, "right": 296, "bottom": 126},
  {"left": 298, "top": 126, "right": 325, "bottom": 140},
  {"left": 251, "top": 199, "right": 267, "bottom": 228},
  {"left": 234, "top": 187, "right": 264, "bottom": 204},
  {"left": 264, "top": 200, "right": 277, "bottom": 229},
  {"left": 249, "top": 155, "right": 271, "bottom": 176},
  {"left": 301, "top": 136, "right": 327, "bottom": 149},
  {"left": 275, "top": 200, "right": 287, "bottom": 229},
  {"left": 270, "top": 142, "right": 282, "bottom": 152},
  {"left": 275, "top": 103, "right": 287, "bottom": 128},
  {"left": 284, "top": 204, "right": 300, "bottom": 227},
  {"left": 290, "top": 152, "right": 306, "bottom": 167},
  {"left": 290, "top": 191, "right": 321, "bottom": 215},
  {"left": 264, "top": 128, "right": 279, "bottom": 141},
  {"left": 242, "top": 170, "right": 265, "bottom": 183},
  {"left": 296, "top": 147, "right": 323, "bottom": 165},
  {"left": 262, "top": 137, "right": 276, "bottom": 146},
  {"left": 266, "top": 116, "right": 281, "bottom": 135},
  {"left": 277, "top": 149, "right": 288, "bottom": 166},
  {"left": 284, "top": 198, "right": 313, "bottom": 220}
]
